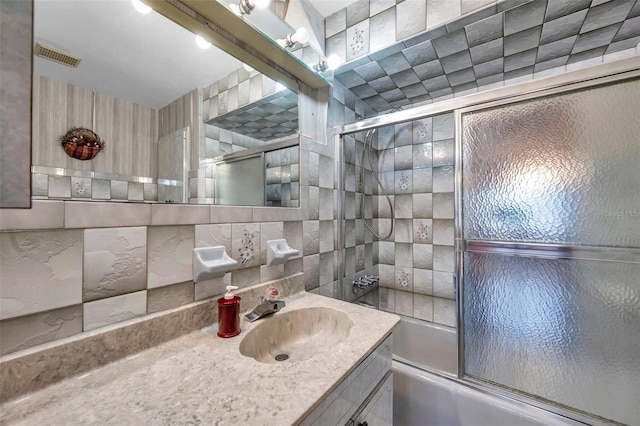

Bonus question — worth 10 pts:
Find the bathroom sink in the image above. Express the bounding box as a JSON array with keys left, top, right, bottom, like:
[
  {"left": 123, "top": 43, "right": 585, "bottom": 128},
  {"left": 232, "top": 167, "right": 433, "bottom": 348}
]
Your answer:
[{"left": 239, "top": 307, "right": 354, "bottom": 364}]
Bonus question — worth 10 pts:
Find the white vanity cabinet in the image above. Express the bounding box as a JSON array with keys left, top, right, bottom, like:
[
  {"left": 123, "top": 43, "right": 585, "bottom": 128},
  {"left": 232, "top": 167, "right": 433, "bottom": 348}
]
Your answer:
[
  {"left": 301, "top": 334, "right": 393, "bottom": 426},
  {"left": 347, "top": 371, "right": 393, "bottom": 426}
]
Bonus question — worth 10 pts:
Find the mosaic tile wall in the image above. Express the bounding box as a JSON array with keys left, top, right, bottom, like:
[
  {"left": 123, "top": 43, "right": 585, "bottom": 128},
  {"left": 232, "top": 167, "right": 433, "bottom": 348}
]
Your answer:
[
  {"left": 329, "top": 0, "right": 640, "bottom": 111},
  {"left": 265, "top": 145, "right": 300, "bottom": 207}
]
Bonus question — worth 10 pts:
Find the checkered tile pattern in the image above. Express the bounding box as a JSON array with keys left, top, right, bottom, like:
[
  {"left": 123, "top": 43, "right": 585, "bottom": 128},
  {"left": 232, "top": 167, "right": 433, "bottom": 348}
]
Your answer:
[
  {"left": 206, "top": 89, "right": 298, "bottom": 141},
  {"left": 334, "top": 0, "right": 640, "bottom": 112}
]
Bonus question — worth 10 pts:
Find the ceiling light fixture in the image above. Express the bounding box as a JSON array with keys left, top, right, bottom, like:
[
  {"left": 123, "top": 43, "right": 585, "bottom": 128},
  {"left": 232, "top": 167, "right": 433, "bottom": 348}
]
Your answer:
[
  {"left": 277, "top": 27, "right": 309, "bottom": 49},
  {"left": 195, "top": 35, "right": 211, "bottom": 49},
  {"left": 313, "top": 54, "right": 341, "bottom": 72},
  {"left": 230, "top": 0, "right": 270, "bottom": 16},
  {"left": 131, "top": 0, "right": 152, "bottom": 14}
]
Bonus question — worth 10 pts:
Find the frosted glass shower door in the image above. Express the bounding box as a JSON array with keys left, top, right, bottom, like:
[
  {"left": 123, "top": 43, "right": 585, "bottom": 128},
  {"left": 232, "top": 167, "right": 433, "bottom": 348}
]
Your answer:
[{"left": 460, "top": 77, "right": 640, "bottom": 425}]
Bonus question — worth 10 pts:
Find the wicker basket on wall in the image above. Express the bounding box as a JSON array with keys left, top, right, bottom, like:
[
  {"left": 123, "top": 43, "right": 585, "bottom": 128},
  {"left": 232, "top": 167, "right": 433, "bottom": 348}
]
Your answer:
[{"left": 59, "top": 127, "right": 105, "bottom": 161}]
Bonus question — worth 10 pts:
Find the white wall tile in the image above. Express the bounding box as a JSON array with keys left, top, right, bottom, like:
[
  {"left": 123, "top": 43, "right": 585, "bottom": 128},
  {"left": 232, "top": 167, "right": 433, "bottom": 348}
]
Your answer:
[
  {"left": 433, "top": 270, "right": 455, "bottom": 299},
  {"left": 148, "top": 226, "right": 194, "bottom": 289},
  {"left": 396, "top": 0, "right": 426, "bottom": 41},
  {"left": 370, "top": 7, "right": 396, "bottom": 53},
  {"left": 65, "top": 201, "right": 151, "bottom": 228},
  {"left": 147, "top": 281, "right": 194, "bottom": 313},
  {"left": 195, "top": 276, "right": 229, "bottom": 301},
  {"left": 433, "top": 297, "right": 456, "bottom": 327},
  {"left": 0, "top": 200, "right": 64, "bottom": 230},
  {"left": 0, "top": 305, "right": 82, "bottom": 355},
  {"left": 0, "top": 230, "right": 83, "bottom": 320},
  {"left": 413, "top": 268, "right": 433, "bottom": 295},
  {"left": 151, "top": 204, "right": 209, "bottom": 225},
  {"left": 83, "top": 290, "right": 147, "bottom": 331},
  {"left": 413, "top": 293, "right": 434, "bottom": 321},
  {"left": 395, "top": 289, "right": 414, "bottom": 316},
  {"left": 211, "top": 205, "right": 252, "bottom": 223},
  {"left": 83, "top": 227, "right": 147, "bottom": 302},
  {"left": 433, "top": 245, "right": 455, "bottom": 273},
  {"left": 427, "top": 0, "right": 461, "bottom": 29}
]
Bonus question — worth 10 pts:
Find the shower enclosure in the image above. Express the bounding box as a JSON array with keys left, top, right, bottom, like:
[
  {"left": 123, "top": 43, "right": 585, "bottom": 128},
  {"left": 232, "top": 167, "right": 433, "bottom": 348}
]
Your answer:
[{"left": 335, "top": 59, "right": 640, "bottom": 425}]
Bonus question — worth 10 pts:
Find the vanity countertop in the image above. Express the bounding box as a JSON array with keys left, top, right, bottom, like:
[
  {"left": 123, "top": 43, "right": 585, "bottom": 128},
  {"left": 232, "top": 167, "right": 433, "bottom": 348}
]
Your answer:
[{"left": 0, "top": 291, "right": 399, "bottom": 425}]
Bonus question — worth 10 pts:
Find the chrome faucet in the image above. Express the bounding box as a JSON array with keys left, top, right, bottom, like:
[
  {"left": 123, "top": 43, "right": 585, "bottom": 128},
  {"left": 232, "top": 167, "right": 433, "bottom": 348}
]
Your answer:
[
  {"left": 353, "top": 274, "right": 379, "bottom": 293},
  {"left": 245, "top": 298, "right": 286, "bottom": 322},
  {"left": 245, "top": 287, "right": 286, "bottom": 322}
]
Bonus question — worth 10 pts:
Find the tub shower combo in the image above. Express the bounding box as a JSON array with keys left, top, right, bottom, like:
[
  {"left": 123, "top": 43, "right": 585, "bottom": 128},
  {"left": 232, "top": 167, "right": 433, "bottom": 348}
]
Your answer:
[{"left": 334, "top": 61, "right": 640, "bottom": 425}]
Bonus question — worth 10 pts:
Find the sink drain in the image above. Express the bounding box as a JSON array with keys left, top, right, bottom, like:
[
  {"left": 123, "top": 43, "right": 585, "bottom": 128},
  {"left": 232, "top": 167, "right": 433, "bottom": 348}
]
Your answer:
[{"left": 275, "top": 353, "right": 289, "bottom": 361}]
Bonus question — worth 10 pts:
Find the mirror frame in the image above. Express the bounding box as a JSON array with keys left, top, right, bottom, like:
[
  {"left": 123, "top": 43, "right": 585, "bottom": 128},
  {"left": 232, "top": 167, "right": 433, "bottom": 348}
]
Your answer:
[{"left": 144, "top": 0, "right": 329, "bottom": 92}]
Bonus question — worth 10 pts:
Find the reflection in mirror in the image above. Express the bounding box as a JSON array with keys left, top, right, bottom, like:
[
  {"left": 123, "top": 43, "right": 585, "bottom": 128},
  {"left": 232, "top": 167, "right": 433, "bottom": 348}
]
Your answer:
[
  {"left": 213, "top": 136, "right": 299, "bottom": 207},
  {"left": 31, "top": 0, "right": 299, "bottom": 207}
]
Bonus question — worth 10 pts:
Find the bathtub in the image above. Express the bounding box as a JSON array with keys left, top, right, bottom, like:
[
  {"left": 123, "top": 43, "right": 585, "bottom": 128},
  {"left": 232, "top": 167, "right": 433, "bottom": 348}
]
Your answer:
[{"left": 391, "top": 316, "right": 583, "bottom": 426}]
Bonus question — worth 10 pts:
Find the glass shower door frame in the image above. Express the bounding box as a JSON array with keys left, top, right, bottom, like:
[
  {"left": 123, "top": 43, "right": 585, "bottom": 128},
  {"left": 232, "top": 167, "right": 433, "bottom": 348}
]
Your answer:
[
  {"left": 335, "top": 58, "right": 639, "bottom": 425},
  {"left": 454, "top": 69, "right": 640, "bottom": 426}
]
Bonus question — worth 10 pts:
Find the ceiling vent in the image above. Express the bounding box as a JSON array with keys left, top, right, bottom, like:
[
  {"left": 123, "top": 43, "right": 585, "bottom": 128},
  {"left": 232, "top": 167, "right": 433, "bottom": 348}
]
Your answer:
[{"left": 34, "top": 42, "right": 81, "bottom": 67}]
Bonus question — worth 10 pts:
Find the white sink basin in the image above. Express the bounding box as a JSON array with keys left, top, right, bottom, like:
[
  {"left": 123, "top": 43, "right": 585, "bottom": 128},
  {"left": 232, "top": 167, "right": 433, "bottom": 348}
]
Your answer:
[{"left": 239, "top": 307, "right": 354, "bottom": 364}]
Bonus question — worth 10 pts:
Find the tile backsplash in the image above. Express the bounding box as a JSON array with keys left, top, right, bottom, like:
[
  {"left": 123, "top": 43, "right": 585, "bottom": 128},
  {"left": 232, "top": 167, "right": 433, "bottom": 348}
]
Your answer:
[{"left": 0, "top": 203, "right": 318, "bottom": 355}]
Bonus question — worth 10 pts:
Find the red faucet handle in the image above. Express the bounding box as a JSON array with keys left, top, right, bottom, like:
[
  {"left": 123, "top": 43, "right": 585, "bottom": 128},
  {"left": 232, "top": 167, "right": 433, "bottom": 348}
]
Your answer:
[{"left": 266, "top": 287, "right": 279, "bottom": 301}]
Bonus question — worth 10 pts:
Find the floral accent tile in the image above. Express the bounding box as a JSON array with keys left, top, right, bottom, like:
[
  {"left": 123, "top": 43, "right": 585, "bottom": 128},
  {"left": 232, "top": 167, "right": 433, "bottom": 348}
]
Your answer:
[
  {"left": 415, "top": 121, "right": 431, "bottom": 141},
  {"left": 232, "top": 224, "right": 260, "bottom": 267},
  {"left": 414, "top": 219, "right": 433, "bottom": 243},
  {"left": 416, "top": 222, "right": 429, "bottom": 240},
  {"left": 397, "top": 269, "right": 411, "bottom": 288},
  {"left": 218, "top": 92, "right": 227, "bottom": 114},
  {"left": 356, "top": 245, "right": 365, "bottom": 268},
  {"left": 346, "top": 20, "right": 370, "bottom": 61},
  {"left": 398, "top": 172, "right": 410, "bottom": 191},
  {"left": 238, "top": 229, "right": 256, "bottom": 265},
  {"left": 71, "top": 177, "right": 91, "bottom": 198}
]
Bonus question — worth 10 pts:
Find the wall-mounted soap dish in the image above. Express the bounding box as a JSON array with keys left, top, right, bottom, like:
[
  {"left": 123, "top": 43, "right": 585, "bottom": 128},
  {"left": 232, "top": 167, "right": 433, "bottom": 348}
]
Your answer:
[
  {"left": 267, "top": 239, "right": 299, "bottom": 266},
  {"left": 193, "top": 246, "right": 238, "bottom": 282}
]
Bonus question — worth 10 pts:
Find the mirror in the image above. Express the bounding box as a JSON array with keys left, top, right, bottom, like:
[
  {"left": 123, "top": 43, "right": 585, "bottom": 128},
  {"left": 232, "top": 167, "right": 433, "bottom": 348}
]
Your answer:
[{"left": 31, "top": 0, "right": 300, "bottom": 206}]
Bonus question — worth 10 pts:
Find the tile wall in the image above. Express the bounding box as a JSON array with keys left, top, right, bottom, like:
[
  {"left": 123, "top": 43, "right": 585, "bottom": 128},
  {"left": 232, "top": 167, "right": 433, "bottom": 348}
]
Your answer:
[
  {"left": 0, "top": 166, "right": 326, "bottom": 356},
  {"left": 329, "top": 0, "right": 640, "bottom": 111},
  {"left": 265, "top": 145, "right": 300, "bottom": 207},
  {"left": 322, "top": 0, "right": 639, "bottom": 328},
  {"left": 1, "top": 82, "right": 331, "bottom": 356},
  {"left": 325, "top": 0, "right": 495, "bottom": 65},
  {"left": 373, "top": 114, "right": 456, "bottom": 326}
]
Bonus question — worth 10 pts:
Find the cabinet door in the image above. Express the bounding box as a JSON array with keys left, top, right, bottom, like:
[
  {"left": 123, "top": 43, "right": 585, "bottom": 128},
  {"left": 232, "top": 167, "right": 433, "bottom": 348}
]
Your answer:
[{"left": 350, "top": 372, "right": 393, "bottom": 426}]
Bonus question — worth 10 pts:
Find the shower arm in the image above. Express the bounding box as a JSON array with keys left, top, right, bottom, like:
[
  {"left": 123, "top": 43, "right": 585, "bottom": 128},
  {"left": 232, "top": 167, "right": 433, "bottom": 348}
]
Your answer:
[{"left": 360, "top": 128, "right": 394, "bottom": 241}]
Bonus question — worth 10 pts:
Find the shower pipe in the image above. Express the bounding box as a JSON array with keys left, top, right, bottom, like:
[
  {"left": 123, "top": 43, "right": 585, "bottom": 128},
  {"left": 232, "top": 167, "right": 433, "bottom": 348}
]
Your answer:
[{"left": 360, "top": 128, "right": 394, "bottom": 240}]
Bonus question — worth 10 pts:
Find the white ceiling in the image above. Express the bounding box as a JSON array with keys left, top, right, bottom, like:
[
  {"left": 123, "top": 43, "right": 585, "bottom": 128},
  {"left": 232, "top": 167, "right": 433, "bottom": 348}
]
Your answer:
[
  {"left": 33, "top": 0, "right": 354, "bottom": 110},
  {"left": 34, "top": 0, "right": 242, "bottom": 109}
]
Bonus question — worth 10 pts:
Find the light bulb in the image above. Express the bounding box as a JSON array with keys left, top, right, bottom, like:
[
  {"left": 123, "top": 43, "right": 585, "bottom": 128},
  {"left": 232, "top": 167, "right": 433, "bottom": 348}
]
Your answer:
[
  {"left": 242, "top": 63, "right": 254, "bottom": 72},
  {"left": 195, "top": 35, "right": 211, "bottom": 49},
  {"left": 326, "top": 54, "right": 341, "bottom": 70},
  {"left": 291, "top": 27, "right": 309, "bottom": 45},
  {"left": 131, "top": 0, "right": 152, "bottom": 14},
  {"left": 253, "top": 0, "right": 270, "bottom": 9},
  {"left": 276, "top": 82, "right": 286, "bottom": 92}
]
